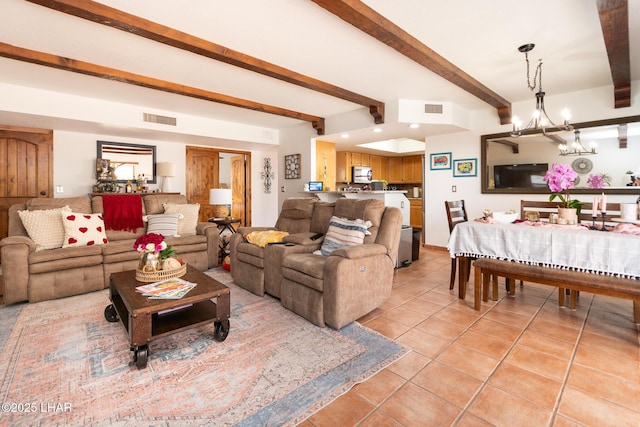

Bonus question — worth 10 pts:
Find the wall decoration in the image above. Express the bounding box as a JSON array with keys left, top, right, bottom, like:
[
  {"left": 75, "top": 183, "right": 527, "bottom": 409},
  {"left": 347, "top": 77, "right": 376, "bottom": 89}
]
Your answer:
[
  {"left": 260, "top": 158, "right": 275, "bottom": 193},
  {"left": 453, "top": 158, "right": 477, "bottom": 177},
  {"left": 284, "top": 154, "right": 301, "bottom": 179},
  {"left": 97, "top": 141, "right": 156, "bottom": 183},
  {"left": 429, "top": 152, "right": 452, "bottom": 170}
]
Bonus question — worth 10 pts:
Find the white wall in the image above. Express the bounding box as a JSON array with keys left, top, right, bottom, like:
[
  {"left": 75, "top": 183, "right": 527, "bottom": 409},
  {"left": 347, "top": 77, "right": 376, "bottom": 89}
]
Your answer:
[
  {"left": 54, "top": 130, "right": 185, "bottom": 196},
  {"left": 277, "top": 122, "right": 318, "bottom": 209},
  {"left": 250, "top": 147, "right": 280, "bottom": 227},
  {"left": 424, "top": 82, "right": 640, "bottom": 248}
]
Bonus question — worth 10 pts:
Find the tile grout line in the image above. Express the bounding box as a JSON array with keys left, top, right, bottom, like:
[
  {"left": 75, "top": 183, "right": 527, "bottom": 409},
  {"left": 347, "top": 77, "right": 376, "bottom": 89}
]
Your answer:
[
  {"left": 450, "top": 281, "right": 558, "bottom": 426},
  {"left": 547, "top": 295, "right": 595, "bottom": 426}
]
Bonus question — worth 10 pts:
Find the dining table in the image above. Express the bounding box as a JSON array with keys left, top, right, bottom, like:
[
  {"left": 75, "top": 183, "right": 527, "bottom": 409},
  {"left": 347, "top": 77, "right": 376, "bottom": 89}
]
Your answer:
[{"left": 447, "top": 220, "right": 640, "bottom": 300}]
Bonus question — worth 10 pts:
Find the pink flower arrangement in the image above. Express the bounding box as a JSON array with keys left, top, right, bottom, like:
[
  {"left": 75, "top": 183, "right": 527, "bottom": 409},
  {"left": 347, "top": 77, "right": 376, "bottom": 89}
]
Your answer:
[
  {"left": 587, "top": 173, "right": 605, "bottom": 189},
  {"left": 543, "top": 163, "right": 582, "bottom": 213},
  {"left": 134, "top": 233, "right": 167, "bottom": 253}
]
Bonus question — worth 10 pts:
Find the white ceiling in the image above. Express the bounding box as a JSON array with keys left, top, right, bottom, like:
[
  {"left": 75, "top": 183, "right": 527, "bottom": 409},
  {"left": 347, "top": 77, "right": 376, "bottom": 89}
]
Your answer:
[{"left": 0, "top": 0, "right": 637, "bottom": 153}]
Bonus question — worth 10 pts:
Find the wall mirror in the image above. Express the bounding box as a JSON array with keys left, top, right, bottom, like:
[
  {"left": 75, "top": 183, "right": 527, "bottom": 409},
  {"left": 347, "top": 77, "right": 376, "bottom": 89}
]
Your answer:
[
  {"left": 96, "top": 141, "right": 156, "bottom": 183},
  {"left": 481, "top": 115, "right": 640, "bottom": 194}
]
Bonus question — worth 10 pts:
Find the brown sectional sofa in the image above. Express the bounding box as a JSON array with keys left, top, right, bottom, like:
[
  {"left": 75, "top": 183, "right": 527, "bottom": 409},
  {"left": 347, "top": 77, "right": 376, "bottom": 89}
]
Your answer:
[
  {"left": 230, "top": 197, "right": 402, "bottom": 329},
  {"left": 1, "top": 194, "right": 219, "bottom": 304}
]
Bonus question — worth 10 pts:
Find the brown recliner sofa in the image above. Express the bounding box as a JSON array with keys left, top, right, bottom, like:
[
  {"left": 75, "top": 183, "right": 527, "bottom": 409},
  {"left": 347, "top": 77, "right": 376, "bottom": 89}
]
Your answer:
[
  {"left": 230, "top": 197, "right": 402, "bottom": 329},
  {"left": 229, "top": 197, "right": 336, "bottom": 297},
  {"left": 280, "top": 198, "right": 402, "bottom": 329},
  {"left": 1, "top": 194, "right": 219, "bottom": 304}
]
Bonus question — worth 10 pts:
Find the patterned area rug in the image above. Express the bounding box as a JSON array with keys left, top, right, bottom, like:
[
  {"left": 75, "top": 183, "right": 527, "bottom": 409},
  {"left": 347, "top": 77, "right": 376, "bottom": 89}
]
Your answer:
[{"left": 0, "top": 269, "right": 408, "bottom": 426}]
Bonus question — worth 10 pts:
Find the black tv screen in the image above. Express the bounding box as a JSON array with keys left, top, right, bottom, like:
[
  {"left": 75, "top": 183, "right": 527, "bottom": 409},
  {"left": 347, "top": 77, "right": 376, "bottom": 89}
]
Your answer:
[{"left": 494, "top": 163, "right": 549, "bottom": 188}]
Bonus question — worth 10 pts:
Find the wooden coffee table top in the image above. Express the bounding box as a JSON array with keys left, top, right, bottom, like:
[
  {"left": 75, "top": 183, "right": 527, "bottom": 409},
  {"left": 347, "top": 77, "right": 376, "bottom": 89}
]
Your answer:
[{"left": 110, "top": 265, "right": 229, "bottom": 315}]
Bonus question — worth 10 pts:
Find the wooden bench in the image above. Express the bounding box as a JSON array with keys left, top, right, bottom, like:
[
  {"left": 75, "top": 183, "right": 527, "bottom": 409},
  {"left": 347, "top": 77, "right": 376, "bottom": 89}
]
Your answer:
[{"left": 473, "top": 258, "right": 640, "bottom": 325}]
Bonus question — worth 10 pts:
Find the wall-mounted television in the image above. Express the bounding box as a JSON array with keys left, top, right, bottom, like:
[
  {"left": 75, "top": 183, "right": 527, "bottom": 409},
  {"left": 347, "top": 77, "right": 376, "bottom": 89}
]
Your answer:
[{"left": 493, "top": 163, "right": 549, "bottom": 189}]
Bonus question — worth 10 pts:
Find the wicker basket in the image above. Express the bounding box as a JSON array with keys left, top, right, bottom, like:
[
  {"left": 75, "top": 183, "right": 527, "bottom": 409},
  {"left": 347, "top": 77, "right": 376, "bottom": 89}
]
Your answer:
[{"left": 135, "top": 263, "right": 187, "bottom": 283}]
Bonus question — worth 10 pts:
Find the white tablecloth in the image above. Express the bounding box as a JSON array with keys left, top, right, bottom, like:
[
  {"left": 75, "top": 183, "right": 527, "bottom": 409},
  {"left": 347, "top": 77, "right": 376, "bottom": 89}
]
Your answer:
[{"left": 447, "top": 221, "right": 640, "bottom": 279}]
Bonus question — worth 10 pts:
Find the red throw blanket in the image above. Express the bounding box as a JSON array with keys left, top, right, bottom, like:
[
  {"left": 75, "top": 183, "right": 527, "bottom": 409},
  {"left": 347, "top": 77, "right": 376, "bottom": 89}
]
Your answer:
[{"left": 102, "top": 194, "right": 144, "bottom": 232}]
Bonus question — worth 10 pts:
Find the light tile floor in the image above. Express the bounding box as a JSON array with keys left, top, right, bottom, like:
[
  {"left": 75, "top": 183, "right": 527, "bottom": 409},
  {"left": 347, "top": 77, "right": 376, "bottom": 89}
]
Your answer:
[{"left": 300, "top": 247, "right": 640, "bottom": 427}]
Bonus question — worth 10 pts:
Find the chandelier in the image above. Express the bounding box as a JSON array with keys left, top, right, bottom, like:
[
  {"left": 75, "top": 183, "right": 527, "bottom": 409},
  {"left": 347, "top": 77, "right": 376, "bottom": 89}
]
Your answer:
[
  {"left": 510, "top": 44, "right": 573, "bottom": 137},
  {"left": 558, "top": 130, "right": 597, "bottom": 156}
]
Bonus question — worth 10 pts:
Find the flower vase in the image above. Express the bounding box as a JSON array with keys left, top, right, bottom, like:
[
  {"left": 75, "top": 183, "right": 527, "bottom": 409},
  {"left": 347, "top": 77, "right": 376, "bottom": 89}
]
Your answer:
[
  {"left": 558, "top": 208, "right": 577, "bottom": 223},
  {"left": 139, "top": 251, "right": 160, "bottom": 272}
]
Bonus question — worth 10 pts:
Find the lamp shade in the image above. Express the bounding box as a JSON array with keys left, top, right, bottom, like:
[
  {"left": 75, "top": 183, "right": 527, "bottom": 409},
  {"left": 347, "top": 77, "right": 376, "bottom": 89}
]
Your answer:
[
  {"left": 209, "top": 188, "right": 232, "bottom": 205},
  {"left": 156, "top": 162, "right": 176, "bottom": 177}
]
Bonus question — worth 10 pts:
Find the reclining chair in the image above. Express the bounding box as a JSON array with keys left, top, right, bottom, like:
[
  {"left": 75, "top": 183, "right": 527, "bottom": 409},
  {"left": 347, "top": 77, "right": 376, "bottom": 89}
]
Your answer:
[
  {"left": 279, "top": 198, "right": 402, "bottom": 329},
  {"left": 230, "top": 198, "right": 329, "bottom": 297}
]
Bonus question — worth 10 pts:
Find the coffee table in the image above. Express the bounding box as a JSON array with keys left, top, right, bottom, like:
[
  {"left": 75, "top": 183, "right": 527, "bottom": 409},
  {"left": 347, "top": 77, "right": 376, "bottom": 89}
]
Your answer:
[{"left": 104, "top": 265, "right": 230, "bottom": 369}]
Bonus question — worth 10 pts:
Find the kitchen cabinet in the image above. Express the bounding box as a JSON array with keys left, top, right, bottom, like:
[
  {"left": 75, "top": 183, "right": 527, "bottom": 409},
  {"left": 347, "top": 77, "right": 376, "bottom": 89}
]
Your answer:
[
  {"left": 336, "top": 152, "right": 351, "bottom": 182},
  {"left": 388, "top": 157, "right": 403, "bottom": 183},
  {"left": 351, "top": 152, "right": 362, "bottom": 166},
  {"left": 409, "top": 198, "right": 423, "bottom": 230},
  {"left": 360, "top": 154, "right": 370, "bottom": 167},
  {"left": 403, "top": 155, "right": 423, "bottom": 183}
]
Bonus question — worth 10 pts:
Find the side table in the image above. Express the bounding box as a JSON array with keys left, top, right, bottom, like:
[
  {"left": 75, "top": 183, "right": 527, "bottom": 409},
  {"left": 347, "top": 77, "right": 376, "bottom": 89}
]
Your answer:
[{"left": 209, "top": 218, "right": 241, "bottom": 262}]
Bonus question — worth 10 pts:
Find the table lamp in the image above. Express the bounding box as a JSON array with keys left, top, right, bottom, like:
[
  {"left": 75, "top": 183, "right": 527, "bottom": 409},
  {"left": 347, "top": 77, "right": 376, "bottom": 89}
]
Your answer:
[
  {"left": 210, "top": 188, "right": 232, "bottom": 218},
  {"left": 156, "top": 162, "right": 176, "bottom": 192}
]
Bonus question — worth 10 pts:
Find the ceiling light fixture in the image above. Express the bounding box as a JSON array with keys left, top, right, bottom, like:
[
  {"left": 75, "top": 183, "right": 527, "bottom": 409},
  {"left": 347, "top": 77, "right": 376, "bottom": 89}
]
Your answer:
[
  {"left": 558, "top": 130, "right": 597, "bottom": 156},
  {"left": 409, "top": 123, "right": 420, "bottom": 129},
  {"left": 373, "top": 127, "right": 382, "bottom": 133},
  {"left": 511, "top": 44, "right": 572, "bottom": 138}
]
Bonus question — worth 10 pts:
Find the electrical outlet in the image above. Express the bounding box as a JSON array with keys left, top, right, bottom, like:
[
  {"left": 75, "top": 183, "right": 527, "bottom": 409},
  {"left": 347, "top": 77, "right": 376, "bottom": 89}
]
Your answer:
[
  {"left": 56, "top": 185, "right": 64, "bottom": 193},
  {"left": 452, "top": 185, "right": 457, "bottom": 192},
  {"left": 281, "top": 186, "right": 286, "bottom": 192}
]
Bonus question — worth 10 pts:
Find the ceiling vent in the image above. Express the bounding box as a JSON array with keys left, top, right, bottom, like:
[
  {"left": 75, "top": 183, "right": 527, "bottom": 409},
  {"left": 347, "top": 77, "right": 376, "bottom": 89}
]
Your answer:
[
  {"left": 424, "top": 103, "right": 443, "bottom": 114},
  {"left": 143, "top": 113, "right": 177, "bottom": 126}
]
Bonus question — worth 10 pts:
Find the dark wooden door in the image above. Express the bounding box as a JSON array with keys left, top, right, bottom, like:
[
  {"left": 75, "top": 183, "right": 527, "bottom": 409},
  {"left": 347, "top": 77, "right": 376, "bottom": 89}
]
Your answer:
[{"left": 0, "top": 129, "right": 53, "bottom": 240}]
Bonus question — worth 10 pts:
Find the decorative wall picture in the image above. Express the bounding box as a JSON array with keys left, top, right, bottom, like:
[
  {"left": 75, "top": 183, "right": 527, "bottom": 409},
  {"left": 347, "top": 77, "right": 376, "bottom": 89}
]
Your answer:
[
  {"left": 261, "top": 157, "right": 275, "bottom": 193},
  {"left": 430, "top": 152, "right": 452, "bottom": 170},
  {"left": 453, "top": 158, "right": 477, "bottom": 177},
  {"left": 284, "top": 154, "right": 301, "bottom": 179}
]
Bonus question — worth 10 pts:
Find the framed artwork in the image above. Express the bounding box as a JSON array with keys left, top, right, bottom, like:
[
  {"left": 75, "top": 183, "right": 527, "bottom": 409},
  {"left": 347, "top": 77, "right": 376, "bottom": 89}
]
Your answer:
[
  {"left": 429, "top": 152, "right": 452, "bottom": 170},
  {"left": 453, "top": 158, "right": 477, "bottom": 177},
  {"left": 284, "top": 154, "right": 301, "bottom": 179}
]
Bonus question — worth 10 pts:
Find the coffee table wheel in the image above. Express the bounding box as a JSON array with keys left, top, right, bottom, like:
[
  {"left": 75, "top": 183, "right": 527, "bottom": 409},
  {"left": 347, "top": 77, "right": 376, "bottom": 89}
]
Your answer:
[
  {"left": 104, "top": 304, "right": 119, "bottom": 322},
  {"left": 214, "top": 319, "right": 230, "bottom": 342},
  {"left": 133, "top": 345, "right": 149, "bottom": 369}
]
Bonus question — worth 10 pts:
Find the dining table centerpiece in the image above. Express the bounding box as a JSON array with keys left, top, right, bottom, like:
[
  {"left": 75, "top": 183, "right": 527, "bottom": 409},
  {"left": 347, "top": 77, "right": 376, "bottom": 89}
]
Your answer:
[{"left": 543, "top": 163, "right": 582, "bottom": 222}]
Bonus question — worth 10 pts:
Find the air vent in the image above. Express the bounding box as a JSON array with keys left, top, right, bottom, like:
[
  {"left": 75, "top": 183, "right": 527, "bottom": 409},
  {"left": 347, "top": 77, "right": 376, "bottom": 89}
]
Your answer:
[
  {"left": 143, "top": 113, "right": 177, "bottom": 126},
  {"left": 424, "top": 104, "right": 443, "bottom": 114}
]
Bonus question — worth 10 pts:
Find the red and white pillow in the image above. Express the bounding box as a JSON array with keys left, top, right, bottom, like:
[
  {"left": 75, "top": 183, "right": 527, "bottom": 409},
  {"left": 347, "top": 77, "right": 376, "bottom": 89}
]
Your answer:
[{"left": 62, "top": 213, "right": 109, "bottom": 248}]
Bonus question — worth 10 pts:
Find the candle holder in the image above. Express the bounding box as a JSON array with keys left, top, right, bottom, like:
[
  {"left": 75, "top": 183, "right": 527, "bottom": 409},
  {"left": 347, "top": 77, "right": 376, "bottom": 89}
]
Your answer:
[
  {"left": 600, "top": 212, "right": 609, "bottom": 231},
  {"left": 591, "top": 215, "right": 597, "bottom": 230}
]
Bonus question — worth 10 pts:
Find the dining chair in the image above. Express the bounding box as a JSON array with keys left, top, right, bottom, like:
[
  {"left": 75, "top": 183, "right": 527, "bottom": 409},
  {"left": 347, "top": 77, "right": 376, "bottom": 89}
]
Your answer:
[{"left": 445, "top": 200, "right": 472, "bottom": 290}]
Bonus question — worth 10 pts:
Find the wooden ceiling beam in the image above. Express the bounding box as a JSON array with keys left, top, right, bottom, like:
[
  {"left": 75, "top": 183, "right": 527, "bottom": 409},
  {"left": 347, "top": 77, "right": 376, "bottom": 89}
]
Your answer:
[
  {"left": 25, "top": 0, "right": 384, "bottom": 126},
  {"left": 0, "top": 42, "right": 326, "bottom": 135},
  {"left": 310, "top": 0, "right": 512, "bottom": 125},
  {"left": 596, "top": 0, "right": 631, "bottom": 108}
]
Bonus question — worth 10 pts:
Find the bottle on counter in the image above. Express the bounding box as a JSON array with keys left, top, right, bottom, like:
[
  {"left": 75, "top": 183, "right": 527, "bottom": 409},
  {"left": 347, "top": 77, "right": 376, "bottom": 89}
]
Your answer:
[{"left": 125, "top": 180, "right": 132, "bottom": 193}]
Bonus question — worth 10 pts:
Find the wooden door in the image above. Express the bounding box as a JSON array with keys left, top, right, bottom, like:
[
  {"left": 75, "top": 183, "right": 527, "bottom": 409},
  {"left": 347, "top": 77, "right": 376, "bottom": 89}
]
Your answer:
[
  {"left": 0, "top": 129, "right": 53, "bottom": 240},
  {"left": 186, "top": 146, "right": 219, "bottom": 222},
  {"left": 230, "top": 155, "right": 248, "bottom": 226},
  {"left": 185, "top": 146, "right": 251, "bottom": 226}
]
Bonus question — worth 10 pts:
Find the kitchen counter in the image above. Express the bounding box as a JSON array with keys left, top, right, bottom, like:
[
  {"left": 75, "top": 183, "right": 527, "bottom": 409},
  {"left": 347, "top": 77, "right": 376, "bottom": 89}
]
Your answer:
[{"left": 303, "top": 190, "right": 410, "bottom": 225}]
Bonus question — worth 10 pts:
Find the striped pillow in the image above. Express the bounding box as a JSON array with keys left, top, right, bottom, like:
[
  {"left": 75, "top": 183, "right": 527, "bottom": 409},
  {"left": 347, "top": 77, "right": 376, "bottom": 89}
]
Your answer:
[
  {"left": 145, "top": 213, "right": 181, "bottom": 237},
  {"left": 317, "top": 216, "right": 372, "bottom": 256}
]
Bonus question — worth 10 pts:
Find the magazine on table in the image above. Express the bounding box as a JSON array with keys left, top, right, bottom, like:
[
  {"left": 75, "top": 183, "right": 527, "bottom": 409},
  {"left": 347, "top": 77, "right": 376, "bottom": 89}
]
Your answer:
[{"left": 135, "top": 277, "right": 197, "bottom": 299}]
